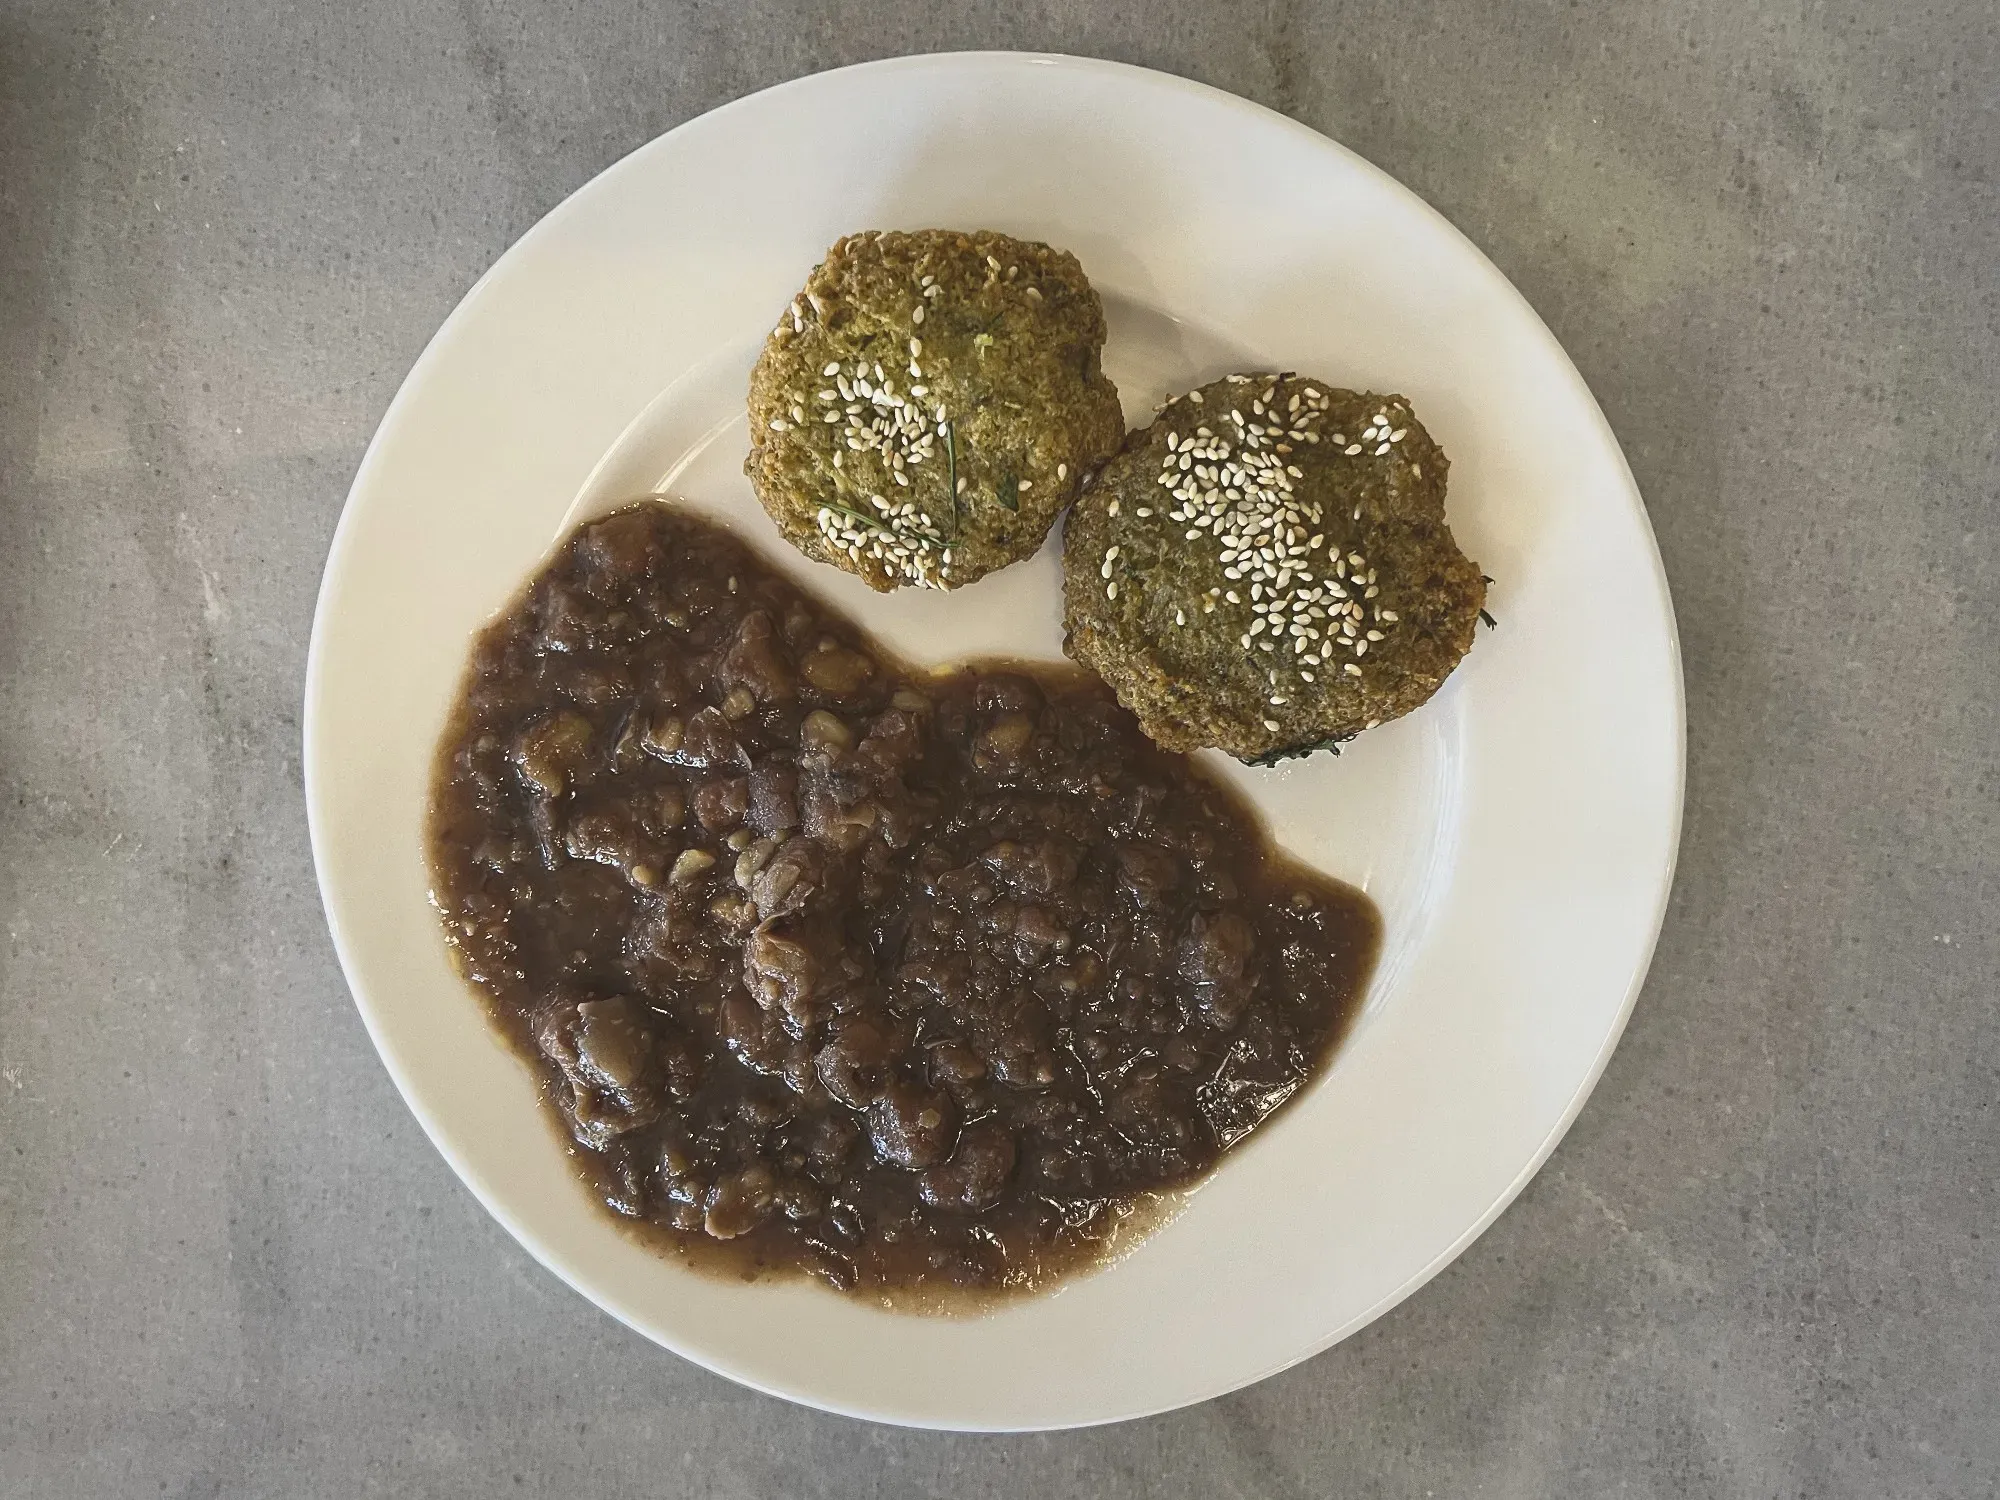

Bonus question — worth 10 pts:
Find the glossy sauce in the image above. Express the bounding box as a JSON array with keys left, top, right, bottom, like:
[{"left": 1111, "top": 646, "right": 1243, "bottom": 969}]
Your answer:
[{"left": 428, "top": 504, "right": 1380, "bottom": 1304}]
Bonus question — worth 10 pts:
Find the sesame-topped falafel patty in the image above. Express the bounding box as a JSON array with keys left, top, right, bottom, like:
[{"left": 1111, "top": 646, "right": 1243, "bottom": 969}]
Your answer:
[
  {"left": 1063, "top": 374, "right": 1486, "bottom": 761},
  {"left": 747, "top": 229, "right": 1126, "bottom": 592}
]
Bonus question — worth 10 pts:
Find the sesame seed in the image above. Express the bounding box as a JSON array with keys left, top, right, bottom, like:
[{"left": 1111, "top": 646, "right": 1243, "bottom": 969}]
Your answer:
[
  {"left": 911, "top": 305, "right": 925, "bottom": 324},
  {"left": 1345, "top": 663, "right": 1363, "bottom": 677},
  {"left": 768, "top": 418, "right": 788, "bottom": 431},
  {"left": 1390, "top": 428, "right": 1406, "bottom": 442},
  {"left": 1024, "top": 285, "right": 1042, "bottom": 301},
  {"left": 1175, "top": 610, "right": 1186, "bottom": 625},
  {"left": 1018, "top": 478, "right": 1034, "bottom": 491},
  {"left": 1057, "top": 463, "right": 1068, "bottom": 480},
  {"left": 1106, "top": 581, "right": 1118, "bottom": 598},
  {"left": 1264, "top": 719, "right": 1281, "bottom": 731}
]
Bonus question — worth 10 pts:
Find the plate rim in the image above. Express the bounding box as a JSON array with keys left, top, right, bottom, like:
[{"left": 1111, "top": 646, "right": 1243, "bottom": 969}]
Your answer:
[{"left": 304, "top": 48, "right": 1686, "bottom": 1430}]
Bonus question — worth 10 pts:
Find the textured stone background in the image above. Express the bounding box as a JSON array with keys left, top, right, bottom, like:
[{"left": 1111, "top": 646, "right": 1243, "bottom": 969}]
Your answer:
[{"left": 1, "top": 2, "right": 1994, "bottom": 1495}]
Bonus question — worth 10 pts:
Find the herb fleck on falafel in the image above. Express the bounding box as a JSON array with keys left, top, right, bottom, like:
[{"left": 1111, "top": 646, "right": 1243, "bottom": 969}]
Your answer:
[
  {"left": 1063, "top": 373, "right": 1485, "bottom": 759},
  {"left": 747, "top": 229, "right": 1125, "bottom": 591}
]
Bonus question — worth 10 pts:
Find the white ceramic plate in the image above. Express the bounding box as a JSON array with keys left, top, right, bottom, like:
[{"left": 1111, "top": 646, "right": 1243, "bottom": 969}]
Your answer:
[{"left": 305, "top": 53, "right": 1682, "bottom": 1430}]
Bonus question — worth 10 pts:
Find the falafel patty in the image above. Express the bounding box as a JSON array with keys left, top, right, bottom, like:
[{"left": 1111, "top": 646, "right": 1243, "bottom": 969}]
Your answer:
[
  {"left": 1063, "top": 374, "right": 1486, "bottom": 761},
  {"left": 747, "top": 229, "right": 1126, "bottom": 592}
]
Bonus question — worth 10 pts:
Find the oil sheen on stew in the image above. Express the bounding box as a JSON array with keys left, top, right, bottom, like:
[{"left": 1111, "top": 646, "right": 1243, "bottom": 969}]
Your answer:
[{"left": 428, "top": 504, "right": 1381, "bottom": 1305}]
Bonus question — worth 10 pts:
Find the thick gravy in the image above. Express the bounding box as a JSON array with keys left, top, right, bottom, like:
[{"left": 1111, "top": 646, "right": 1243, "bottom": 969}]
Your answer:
[{"left": 428, "top": 504, "right": 1380, "bottom": 1302}]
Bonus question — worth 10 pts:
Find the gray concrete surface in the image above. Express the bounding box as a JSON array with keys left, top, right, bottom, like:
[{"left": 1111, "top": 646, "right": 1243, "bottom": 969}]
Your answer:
[{"left": 1, "top": 0, "right": 1994, "bottom": 1494}]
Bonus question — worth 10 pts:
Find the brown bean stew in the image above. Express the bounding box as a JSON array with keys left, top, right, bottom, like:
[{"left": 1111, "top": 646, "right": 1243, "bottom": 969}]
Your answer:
[{"left": 429, "top": 504, "right": 1380, "bottom": 1301}]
